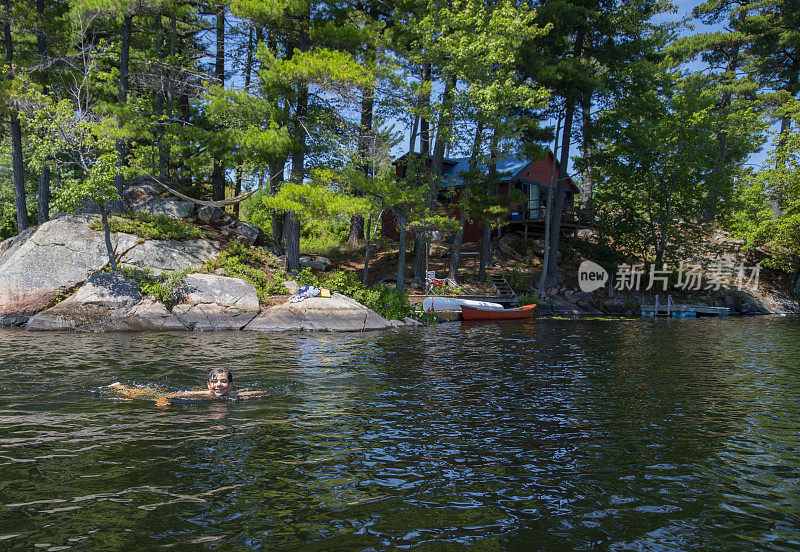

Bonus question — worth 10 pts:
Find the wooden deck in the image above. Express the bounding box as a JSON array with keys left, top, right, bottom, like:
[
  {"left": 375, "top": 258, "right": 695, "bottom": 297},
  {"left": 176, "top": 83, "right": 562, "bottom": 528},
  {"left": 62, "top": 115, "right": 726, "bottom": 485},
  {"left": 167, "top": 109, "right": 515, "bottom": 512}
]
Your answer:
[
  {"left": 641, "top": 304, "right": 730, "bottom": 318},
  {"left": 507, "top": 209, "right": 593, "bottom": 233}
]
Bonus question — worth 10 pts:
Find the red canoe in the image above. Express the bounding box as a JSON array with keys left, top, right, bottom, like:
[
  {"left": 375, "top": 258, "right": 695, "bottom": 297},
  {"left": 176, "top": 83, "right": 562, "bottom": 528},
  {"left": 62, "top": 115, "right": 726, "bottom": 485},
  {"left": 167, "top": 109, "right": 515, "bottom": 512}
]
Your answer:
[{"left": 460, "top": 304, "right": 537, "bottom": 321}]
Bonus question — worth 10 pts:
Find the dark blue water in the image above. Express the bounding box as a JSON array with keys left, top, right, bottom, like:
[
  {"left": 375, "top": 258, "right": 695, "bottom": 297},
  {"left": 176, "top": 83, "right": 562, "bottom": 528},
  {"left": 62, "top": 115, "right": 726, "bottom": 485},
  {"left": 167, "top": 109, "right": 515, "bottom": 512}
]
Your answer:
[{"left": 1, "top": 317, "right": 799, "bottom": 551}]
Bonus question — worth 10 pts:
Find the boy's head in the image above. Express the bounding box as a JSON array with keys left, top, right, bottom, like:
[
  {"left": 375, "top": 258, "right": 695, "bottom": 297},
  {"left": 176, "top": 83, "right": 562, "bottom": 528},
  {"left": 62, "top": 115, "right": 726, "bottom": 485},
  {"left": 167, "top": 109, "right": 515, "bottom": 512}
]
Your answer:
[{"left": 207, "top": 368, "right": 233, "bottom": 397}]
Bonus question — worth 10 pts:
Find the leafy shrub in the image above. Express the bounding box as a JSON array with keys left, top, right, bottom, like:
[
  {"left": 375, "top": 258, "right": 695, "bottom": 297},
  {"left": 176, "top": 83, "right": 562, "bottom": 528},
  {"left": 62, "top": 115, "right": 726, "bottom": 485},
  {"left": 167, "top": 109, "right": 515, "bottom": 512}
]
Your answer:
[
  {"left": 121, "top": 266, "right": 189, "bottom": 308},
  {"left": 427, "top": 282, "right": 462, "bottom": 295},
  {"left": 203, "top": 241, "right": 288, "bottom": 303},
  {"left": 517, "top": 292, "right": 540, "bottom": 306},
  {"left": 91, "top": 211, "right": 208, "bottom": 241},
  {"left": 502, "top": 268, "right": 535, "bottom": 294}
]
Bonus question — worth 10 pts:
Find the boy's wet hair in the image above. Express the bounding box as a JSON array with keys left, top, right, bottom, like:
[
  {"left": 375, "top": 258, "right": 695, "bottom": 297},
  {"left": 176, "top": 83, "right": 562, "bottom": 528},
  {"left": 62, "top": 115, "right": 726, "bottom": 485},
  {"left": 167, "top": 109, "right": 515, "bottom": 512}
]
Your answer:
[{"left": 208, "top": 368, "right": 233, "bottom": 383}]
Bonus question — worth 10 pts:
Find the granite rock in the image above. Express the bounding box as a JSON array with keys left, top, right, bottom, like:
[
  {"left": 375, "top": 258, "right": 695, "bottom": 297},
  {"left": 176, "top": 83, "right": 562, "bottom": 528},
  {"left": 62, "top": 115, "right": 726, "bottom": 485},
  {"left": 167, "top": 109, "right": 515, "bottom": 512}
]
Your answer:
[
  {"left": 26, "top": 272, "right": 143, "bottom": 331},
  {"left": 245, "top": 292, "right": 393, "bottom": 332},
  {"left": 0, "top": 215, "right": 138, "bottom": 325},
  {"left": 133, "top": 198, "right": 195, "bottom": 219},
  {"left": 172, "top": 274, "right": 260, "bottom": 331},
  {"left": 119, "top": 239, "right": 219, "bottom": 275}
]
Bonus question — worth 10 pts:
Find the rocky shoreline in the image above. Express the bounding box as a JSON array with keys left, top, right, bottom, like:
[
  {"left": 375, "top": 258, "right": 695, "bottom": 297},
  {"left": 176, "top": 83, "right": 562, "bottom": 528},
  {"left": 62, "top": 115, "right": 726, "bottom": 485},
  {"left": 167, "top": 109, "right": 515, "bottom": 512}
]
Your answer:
[
  {"left": 2, "top": 177, "right": 796, "bottom": 331},
  {"left": 0, "top": 213, "right": 418, "bottom": 332}
]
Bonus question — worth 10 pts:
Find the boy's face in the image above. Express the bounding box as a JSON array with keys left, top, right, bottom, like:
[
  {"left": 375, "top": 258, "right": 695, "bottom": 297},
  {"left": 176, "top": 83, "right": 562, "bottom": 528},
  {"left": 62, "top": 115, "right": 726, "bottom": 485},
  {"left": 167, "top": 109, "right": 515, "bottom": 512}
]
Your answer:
[{"left": 207, "top": 372, "right": 232, "bottom": 397}]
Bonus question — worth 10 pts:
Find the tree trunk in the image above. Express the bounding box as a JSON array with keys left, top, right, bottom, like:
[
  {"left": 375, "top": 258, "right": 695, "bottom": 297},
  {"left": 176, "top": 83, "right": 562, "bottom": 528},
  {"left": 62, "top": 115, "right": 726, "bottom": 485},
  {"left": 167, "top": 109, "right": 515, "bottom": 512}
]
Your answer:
[
  {"left": 4, "top": 0, "right": 26, "bottom": 231},
  {"left": 580, "top": 99, "right": 593, "bottom": 212},
  {"left": 449, "top": 121, "right": 483, "bottom": 282},
  {"left": 286, "top": 81, "right": 308, "bottom": 273},
  {"left": 284, "top": 211, "right": 300, "bottom": 273},
  {"left": 363, "top": 212, "right": 378, "bottom": 284},
  {"left": 479, "top": 129, "right": 500, "bottom": 281},
  {"left": 772, "top": 56, "right": 799, "bottom": 218},
  {"left": 212, "top": 8, "right": 226, "bottom": 202},
  {"left": 348, "top": 80, "right": 375, "bottom": 247},
  {"left": 413, "top": 73, "right": 457, "bottom": 284},
  {"left": 212, "top": 162, "right": 225, "bottom": 202},
  {"left": 539, "top": 114, "right": 562, "bottom": 297},
  {"left": 36, "top": 0, "right": 50, "bottom": 224},
  {"left": 543, "top": 29, "right": 585, "bottom": 288},
  {"left": 233, "top": 167, "right": 242, "bottom": 217},
  {"left": 238, "top": 26, "right": 254, "bottom": 218},
  {"left": 703, "top": 38, "right": 741, "bottom": 222},
  {"left": 396, "top": 211, "right": 408, "bottom": 291},
  {"left": 412, "top": 65, "right": 433, "bottom": 284},
  {"left": 159, "top": 18, "right": 177, "bottom": 180},
  {"left": 10, "top": 115, "right": 26, "bottom": 231},
  {"left": 409, "top": 115, "right": 419, "bottom": 154},
  {"left": 244, "top": 27, "right": 254, "bottom": 90},
  {"left": 38, "top": 168, "right": 50, "bottom": 224},
  {"left": 153, "top": 12, "right": 165, "bottom": 178},
  {"left": 544, "top": 99, "right": 576, "bottom": 288},
  {"left": 112, "top": 13, "right": 132, "bottom": 212},
  {"left": 419, "top": 64, "right": 431, "bottom": 156},
  {"left": 478, "top": 224, "right": 491, "bottom": 281},
  {"left": 100, "top": 205, "right": 117, "bottom": 271},
  {"left": 269, "top": 160, "right": 285, "bottom": 244}
]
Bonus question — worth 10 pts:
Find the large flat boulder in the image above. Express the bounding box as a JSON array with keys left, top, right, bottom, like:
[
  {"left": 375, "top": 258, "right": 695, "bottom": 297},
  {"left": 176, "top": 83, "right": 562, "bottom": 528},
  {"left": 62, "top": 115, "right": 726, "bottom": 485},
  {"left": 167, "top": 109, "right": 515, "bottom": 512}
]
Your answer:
[
  {"left": 26, "top": 272, "right": 186, "bottom": 331},
  {"left": 172, "top": 274, "right": 260, "bottom": 331},
  {"left": 26, "top": 272, "right": 140, "bottom": 331},
  {"left": 119, "top": 239, "right": 219, "bottom": 275},
  {"left": 245, "top": 293, "right": 393, "bottom": 332},
  {"left": 0, "top": 215, "right": 139, "bottom": 325}
]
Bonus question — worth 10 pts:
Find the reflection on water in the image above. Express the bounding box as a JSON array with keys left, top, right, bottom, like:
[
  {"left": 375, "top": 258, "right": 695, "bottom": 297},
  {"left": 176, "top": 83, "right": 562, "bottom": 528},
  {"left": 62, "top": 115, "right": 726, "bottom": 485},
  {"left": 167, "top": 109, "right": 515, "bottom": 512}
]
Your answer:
[{"left": 1, "top": 317, "right": 799, "bottom": 551}]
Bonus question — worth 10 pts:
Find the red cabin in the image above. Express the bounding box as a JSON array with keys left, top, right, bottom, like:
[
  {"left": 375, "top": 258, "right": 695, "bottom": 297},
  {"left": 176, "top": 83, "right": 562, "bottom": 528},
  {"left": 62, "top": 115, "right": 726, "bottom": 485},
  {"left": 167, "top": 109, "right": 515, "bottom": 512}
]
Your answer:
[{"left": 383, "top": 151, "right": 581, "bottom": 243}]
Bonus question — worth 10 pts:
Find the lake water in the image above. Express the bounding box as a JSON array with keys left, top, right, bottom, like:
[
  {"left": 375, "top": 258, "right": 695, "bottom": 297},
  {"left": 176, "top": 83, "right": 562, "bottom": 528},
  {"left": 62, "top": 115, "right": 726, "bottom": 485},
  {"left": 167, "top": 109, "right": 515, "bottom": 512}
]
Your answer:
[{"left": 1, "top": 317, "right": 799, "bottom": 551}]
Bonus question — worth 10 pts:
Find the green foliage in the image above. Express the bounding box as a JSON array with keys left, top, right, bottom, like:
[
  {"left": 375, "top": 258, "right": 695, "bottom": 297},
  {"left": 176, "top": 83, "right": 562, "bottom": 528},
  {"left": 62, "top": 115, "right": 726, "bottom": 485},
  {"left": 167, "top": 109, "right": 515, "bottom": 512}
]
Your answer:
[
  {"left": 502, "top": 268, "right": 534, "bottom": 295},
  {"left": 260, "top": 171, "right": 371, "bottom": 221},
  {"left": 568, "top": 235, "right": 626, "bottom": 274},
  {"left": 733, "top": 113, "right": 800, "bottom": 272},
  {"left": 294, "top": 268, "right": 416, "bottom": 320},
  {"left": 120, "top": 266, "right": 190, "bottom": 308},
  {"left": 592, "top": 66, "right": 761, "bottom": 264},
  {"left": 20, "top": 96, "right": 120, "bottom": 212},
  {"left": 202, "top": 240, "right": 288, "bottom": 303},
  {"left": 89, "top": 211, "right": 208, "bottom": 241},
  {"left": 427, "top": 282, "right": 463, "bottom": 296},
  {"left": 517, "top": 292, "right": 540, "bottom": 306}
]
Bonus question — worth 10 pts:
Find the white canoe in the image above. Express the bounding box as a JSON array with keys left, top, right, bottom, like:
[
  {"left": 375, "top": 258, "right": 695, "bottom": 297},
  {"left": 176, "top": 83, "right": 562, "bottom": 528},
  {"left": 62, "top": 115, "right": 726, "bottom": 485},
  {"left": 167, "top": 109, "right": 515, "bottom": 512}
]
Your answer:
[{"left": 422, "top": 296, "right": 503, "bottom": 313}]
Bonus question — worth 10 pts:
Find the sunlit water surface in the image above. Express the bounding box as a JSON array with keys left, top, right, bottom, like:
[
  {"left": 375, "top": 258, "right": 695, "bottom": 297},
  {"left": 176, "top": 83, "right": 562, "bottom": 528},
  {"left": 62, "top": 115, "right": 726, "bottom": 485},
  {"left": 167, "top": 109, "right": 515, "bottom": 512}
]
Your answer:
[{"left": 1, "top": 317, "right": 799, "bottom": 551}]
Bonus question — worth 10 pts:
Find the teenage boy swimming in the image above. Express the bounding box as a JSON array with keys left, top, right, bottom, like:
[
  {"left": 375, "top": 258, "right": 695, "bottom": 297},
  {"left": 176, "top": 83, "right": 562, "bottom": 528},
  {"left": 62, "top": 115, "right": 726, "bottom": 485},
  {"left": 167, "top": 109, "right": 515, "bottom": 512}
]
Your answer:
[{"left": 109, "top": 368, "right": 266, "bottom": 405}]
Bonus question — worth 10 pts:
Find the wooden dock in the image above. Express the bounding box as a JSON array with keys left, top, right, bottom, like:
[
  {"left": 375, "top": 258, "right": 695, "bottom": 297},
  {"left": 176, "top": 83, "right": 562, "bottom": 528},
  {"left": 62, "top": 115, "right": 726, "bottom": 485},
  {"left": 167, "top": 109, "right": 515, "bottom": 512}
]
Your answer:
[{"left": 641, "top": 297, "right": 729, "bottom": 318}]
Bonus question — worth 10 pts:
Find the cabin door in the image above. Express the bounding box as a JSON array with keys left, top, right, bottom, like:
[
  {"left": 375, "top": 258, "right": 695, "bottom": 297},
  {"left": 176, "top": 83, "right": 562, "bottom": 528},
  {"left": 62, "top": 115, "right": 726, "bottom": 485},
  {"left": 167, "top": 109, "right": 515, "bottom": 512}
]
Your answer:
[{"left": 529, "top": 185, "right": 540, "bottom": 218}]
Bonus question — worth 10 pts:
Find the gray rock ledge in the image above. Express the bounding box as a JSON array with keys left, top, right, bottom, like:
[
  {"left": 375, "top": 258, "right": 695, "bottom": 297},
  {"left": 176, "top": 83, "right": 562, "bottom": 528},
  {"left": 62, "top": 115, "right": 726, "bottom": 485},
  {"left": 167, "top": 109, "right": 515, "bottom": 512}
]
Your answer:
[{"left": 245, "top": 293, "right": 394, "bottom": 332}]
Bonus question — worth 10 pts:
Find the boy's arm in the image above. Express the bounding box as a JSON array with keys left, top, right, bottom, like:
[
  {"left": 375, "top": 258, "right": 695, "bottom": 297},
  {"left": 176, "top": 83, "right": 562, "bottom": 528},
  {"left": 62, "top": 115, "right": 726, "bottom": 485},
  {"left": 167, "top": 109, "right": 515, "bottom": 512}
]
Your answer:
[{"left": 235, "top": 390, "right": 269, "bottom": 398}]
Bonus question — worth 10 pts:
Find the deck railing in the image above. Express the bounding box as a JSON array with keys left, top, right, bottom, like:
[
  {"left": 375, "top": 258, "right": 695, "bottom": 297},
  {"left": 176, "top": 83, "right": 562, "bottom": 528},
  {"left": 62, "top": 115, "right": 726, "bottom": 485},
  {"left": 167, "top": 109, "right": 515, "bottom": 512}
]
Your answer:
[{"left": 510, "top": 206, "right": 591, "bottom": 225}]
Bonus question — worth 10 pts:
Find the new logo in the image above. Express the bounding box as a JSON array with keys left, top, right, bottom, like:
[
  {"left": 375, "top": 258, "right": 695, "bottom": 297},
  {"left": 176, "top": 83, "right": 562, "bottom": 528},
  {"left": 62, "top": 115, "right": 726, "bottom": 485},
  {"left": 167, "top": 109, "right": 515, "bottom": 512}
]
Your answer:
[{"left": 578, "top": 260, "right": 609, "bottom": 293}]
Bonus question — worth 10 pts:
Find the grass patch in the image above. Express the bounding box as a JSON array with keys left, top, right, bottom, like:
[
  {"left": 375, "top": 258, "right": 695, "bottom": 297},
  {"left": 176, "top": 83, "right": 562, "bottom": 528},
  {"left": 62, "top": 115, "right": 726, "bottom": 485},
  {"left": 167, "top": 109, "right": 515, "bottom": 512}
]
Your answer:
[{"left": 91, "top": 211, "right": 209, "bottom": 241}]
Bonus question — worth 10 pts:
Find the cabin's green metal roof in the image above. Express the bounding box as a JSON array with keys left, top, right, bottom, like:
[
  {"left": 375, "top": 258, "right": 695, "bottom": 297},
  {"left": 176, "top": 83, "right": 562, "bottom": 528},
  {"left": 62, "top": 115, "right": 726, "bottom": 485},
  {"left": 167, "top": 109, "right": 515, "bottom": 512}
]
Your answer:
[{"left": 441, "top": 156, "right": 531, "bottom": 187}]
